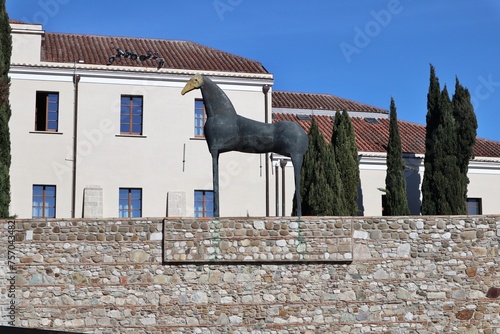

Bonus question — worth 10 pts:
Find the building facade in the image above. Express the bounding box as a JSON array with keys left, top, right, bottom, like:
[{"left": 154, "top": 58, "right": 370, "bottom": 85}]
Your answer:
[
  {"left": 273, "top": 107, "right": 500, "bottom": 216},
  {"left": 9, "top": 22, "right": 274, "bottom": 219}
]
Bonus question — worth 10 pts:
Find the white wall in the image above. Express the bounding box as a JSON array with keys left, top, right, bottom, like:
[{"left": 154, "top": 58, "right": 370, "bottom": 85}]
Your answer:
[{"left": 10, "top": 23, "right": 43, "bottom": 65}]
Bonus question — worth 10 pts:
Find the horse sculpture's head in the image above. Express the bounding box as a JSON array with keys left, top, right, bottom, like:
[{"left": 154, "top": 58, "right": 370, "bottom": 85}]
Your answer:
[{"left": 181, "top": 74, "right": 203, "bottom": 95}]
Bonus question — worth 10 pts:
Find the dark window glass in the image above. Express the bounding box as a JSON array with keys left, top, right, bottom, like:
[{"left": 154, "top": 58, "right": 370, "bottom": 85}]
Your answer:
[
  {"left": 466, "top": 198, "right": 482, "bottom": 215},
  {"left": 35, "top": 92, "right": 59, "bottom": 132}
]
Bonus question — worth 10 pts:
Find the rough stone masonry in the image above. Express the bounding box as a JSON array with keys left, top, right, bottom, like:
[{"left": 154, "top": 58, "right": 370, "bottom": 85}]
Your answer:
[{"left": 0, "top": 215, "right": 499, "bottom": 333}]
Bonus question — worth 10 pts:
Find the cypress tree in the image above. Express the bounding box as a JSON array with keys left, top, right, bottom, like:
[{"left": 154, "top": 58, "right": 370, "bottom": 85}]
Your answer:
[
  {"left": 384, "top": 97, "right": 410, "bottom": 216},
  {"left": 422, "top": 65, "right": 472, "bottom": 215},
  {"left": 0, "top": 0, "right": 11, "bottom": 218},
  {"left": 294, "top": 117, "right": 335, "bottom": 216},
  {"left": 433, "top": 85, "right": 462, "bottom": 214},
  {"left": 325, "top": 138, "right": 346, "bottom": 216},
  {"left": 332, "top": 110, "right": 360, "bottom": 215},
  {"left": 421, "top": 64, "right": 441, "bottom": 215},
  {"left": 452, "top": 77, "right": 477, "bottom": 214}
]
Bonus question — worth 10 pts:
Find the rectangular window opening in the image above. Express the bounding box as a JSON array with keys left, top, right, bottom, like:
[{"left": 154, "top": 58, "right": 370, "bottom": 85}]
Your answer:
[
  {"left": 381, "top": 194, "right": 387, "bottom": 216},
  {"left": 120, "top": 95, "right": 143, "bottom": 135},
  {"left": 194, "top": 190, "right": 214, "bottom": 218},
  {"left": 466, "top": 198, "right": 482, "bottom": 215},
  {"left": 194, "top": 99, "right": 206, "bottom": 137},
  {"left": 35, "top": 92, "right": 59, "bottom": 132},
  {"left": 32, "top": 185, "right": 56, "bottom": 218},
  {"left": 119, "top": 188, "right": 142, "bottom": 218}
]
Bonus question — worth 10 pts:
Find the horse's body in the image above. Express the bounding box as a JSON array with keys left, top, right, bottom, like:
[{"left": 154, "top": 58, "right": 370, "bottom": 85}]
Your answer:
[{"left": 182, "top": 74, "right": 308, "bottom": 217}]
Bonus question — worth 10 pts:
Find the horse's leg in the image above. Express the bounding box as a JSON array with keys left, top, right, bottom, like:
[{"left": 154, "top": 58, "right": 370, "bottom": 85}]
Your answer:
[
  {"left": 291, "top": 153, "right": 304, "bottom": 217},
  {"left": 212, "top": 151, "right": 220, "bottom": 218}
]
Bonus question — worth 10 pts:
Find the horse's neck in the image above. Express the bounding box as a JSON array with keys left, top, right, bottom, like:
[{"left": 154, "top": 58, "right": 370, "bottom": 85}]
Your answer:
[{"left": 201, "top": 78, "right": 237, "bottom": 118}]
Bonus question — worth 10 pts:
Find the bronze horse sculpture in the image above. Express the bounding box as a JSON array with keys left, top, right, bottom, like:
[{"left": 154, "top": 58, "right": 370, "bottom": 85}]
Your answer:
[{"left": 181, "top": 74, "right": 308, "bottom": 217}]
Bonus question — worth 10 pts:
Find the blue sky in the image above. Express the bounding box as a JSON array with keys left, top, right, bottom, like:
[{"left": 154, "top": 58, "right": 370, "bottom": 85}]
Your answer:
[{"left": 7, "top": 0, "right": 500, "bottom": 141}]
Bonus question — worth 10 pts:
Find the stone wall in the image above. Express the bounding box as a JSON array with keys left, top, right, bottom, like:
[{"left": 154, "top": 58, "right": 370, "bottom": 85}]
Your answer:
[{"left": 0, "top": 216, "right": 499, "bottom": 333}]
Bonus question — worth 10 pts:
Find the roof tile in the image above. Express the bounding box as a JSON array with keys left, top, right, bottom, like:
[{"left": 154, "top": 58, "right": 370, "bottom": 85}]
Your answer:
[
  {"left": 273, "top": 91, "right": 387, "bottom": 114},
  {"left": 273, "top": 113, "right": 500, "bottom": 158},
  {"left": 41, "top": 32, "right": 269, "bottom": 74}
]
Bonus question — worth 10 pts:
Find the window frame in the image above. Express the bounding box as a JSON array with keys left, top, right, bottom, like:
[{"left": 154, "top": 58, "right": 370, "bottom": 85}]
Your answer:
[
  {"left": 32, "top": 185, "right": 56, "bottom": 218},
  {"left": 120, "top": 95, "right": 143, "bottom": 135},
  {"left": 194, "top": 190, "right": 214, "bottom": 218},
  {"left": 194, "top": 99, "right": 206, "bottom": 138},
  {"left": 381, "top": 194, "right": 387, "bottom": 216},
  {"left": 119, "top": 188, "right": 142, "bottom": 218},
  {"left": 466, "top": 198, "right": 482, "bottom": 215},
  {"left": 35, "top": 91, "right": 59, "bottom": 132}
]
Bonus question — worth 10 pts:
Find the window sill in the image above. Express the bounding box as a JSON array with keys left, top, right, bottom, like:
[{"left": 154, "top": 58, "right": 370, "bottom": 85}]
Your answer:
[
  {"left": 190, "top": 137, "right": 206, "bottom": 140},
  {"left": 115, "top": 134, "right": 148, "bottom": 138},
  {"left": 29, "top": 131, "right": 63, "bottom": 135}
]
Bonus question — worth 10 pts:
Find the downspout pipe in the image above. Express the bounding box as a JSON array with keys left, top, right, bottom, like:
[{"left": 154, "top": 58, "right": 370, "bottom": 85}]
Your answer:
[
  {"left": 72, "top": 71, "right": 81, "bottom": 218},
  {"left": 262, "top": 84, "right": 270, "bottom": 217},
  {"left": 280, "top": 159, "right": 287, "bottom": 216}
]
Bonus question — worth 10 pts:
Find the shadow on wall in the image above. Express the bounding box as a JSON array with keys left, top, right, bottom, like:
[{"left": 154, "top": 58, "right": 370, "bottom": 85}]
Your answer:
[
  {"left": 403, "top": 154, "right": 423, "bottom": 215},
  {"left": 357, "top": 182, "right": 365, "bottom": 216}
]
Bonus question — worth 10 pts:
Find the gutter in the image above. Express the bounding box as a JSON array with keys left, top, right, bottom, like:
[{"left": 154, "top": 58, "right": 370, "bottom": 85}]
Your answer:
[
  {"left": 263, "top": 84, "right": 270, "bottom": 216},
  {"left": 71, "top": 70, "right": 81, "bottom": 218}
]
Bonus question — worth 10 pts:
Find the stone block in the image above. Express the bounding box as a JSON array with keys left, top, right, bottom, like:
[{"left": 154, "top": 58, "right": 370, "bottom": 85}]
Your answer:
[
  {"left": 163, "top": 217, "right": 353, "bottom": 263},
  {"left": 167, "top": 192, "right": 186, "bottom": 217},
  {"left": 82, "top": 185, "right": 103, "bottom": 218},
  {"left": 353, "top": 244, "right": 372, "bottom": 259}
]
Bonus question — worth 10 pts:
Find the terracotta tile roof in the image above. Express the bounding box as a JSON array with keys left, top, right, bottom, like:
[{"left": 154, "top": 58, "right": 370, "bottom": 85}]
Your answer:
[
  {"left": 273, "top": 91, "right": 388, "bottom": 114},
  {"left": 40, "top": 32, "right": 269, "bottom": 74},
  {"left": 273, "top": 113, "right": 500, "bottom": 158}
]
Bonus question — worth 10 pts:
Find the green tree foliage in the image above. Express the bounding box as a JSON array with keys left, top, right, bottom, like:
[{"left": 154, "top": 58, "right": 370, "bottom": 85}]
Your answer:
[
  {"left": 422, "top": 65, "right": 477, "bottom": 215},
  {"left": 0, "top": 0, "right": 11, "bottom": 218},
  {"left": 431, "top": 86, "right": 462, "bottom": 215},
  {"left": 384, "top": 97, "right": 410, "bottom": 216},
  {"left": 332, "top": 110, "right": 360, "bottom": 215},
  {"left": 325, "top": 136, "right": 346, "bottom": 216},
  {"left": 452, "top": 77, "right": 477, "bottom": 212},
  {"left": 294, "top": 117, "right": 335, "bottom": 216},
  {"left": 421, "top": 64, "right": 441, "bottom": 215},
  {"left": 293, "top": 116, "right": 346, "bottom": 216}
]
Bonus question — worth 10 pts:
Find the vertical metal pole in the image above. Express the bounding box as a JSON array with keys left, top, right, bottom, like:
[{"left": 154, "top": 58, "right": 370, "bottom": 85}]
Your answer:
[
  {"left": 281, "top": 159, "right": 287, "bottom": 216},
  {"left": 71, "top": 69, "right": 81, "bottom": 219},
  {"left": 262, "top": 85, "right": 270, "bottom": 217},
  {"left": 275, "top": 164, "right": 279, "bottom": 216}
]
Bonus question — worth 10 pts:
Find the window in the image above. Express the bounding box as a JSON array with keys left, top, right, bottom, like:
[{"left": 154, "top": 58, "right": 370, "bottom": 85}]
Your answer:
[
  {"left": 120, "top": 95, "right": 143, "bottom": 135},
  {"left": 467, "top": 198, "right": 482, "bottom": 215},
  {"left": 194, "top": 190, "right": 214, "bottom": 218},
  {"left": 119, "top": 188, "right": 142, "bottom": 218},
  {"left": 381, "top": 195, "right": 387, "bottom": 216},
  {"left": 32, "top": 185, "right": 56, "bottom": 218},
  {"left": 194, "top": 99, "right": 206, "bottom": 137},
  {"left": 35, "top": 92, "right": 59, "bottom": 131}
]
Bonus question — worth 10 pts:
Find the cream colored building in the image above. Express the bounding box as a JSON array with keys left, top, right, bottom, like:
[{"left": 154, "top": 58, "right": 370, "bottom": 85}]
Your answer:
[
  {"left": 8, "top": 22, "right": 500, "bottom": 219},
  {"left": 273, "top": 106, "right": 500, "bottom": 216},
  {"left": 9, "top": 21, "right": 274, "bottom": 219}
]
